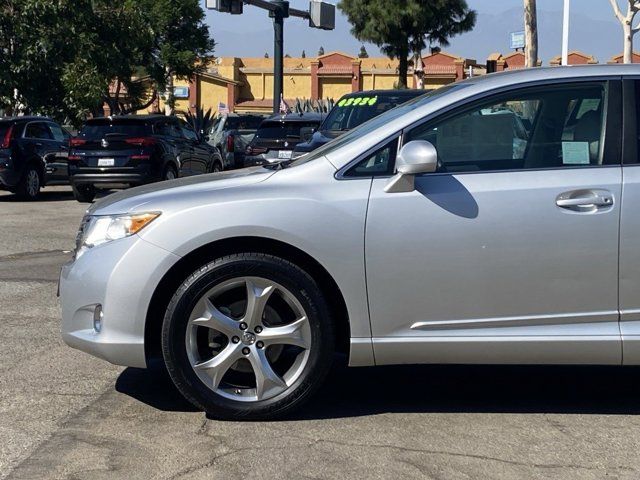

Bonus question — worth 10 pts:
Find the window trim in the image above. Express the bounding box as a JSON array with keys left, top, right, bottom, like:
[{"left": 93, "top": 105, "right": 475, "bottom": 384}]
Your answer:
[
  {"left": 335, "top": 77, "right": 623, "bottom": 180},
  {"left": 22, "top": 121, "right": 54, "bottom": 141},
  {"left": 46, "top": 122, "right": 66, "bottom": 142},
  {"left": 401, "top": 79, "right": 620, "bottom": 176},
  {"left": 335, "top": 134, "right": 401, "bottom": 180}
]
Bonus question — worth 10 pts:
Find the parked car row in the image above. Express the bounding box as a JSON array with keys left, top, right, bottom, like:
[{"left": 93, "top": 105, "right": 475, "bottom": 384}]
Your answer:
[
  {"left": 68, "top": 115, "right": 222, "bottom": 202},
  {"left": 1, "top": 89, "right": 424, "bottom": 203},
  {"left": 0, "top": 114, "right": 223, "bottom": 202}
]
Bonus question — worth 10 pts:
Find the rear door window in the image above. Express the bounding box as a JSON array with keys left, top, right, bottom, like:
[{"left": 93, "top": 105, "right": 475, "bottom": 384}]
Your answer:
[
  {"left": 25, "top": 122, "right": 53, "bottom": 140},
  {"left": 79, "top": 120, "right": 150, "bottom": 139},
  {"left": 48, "top": 123, "right": 65, "bottom": 142},
  {"left": 255, "top": 121, "right": 319, "bottom": 140}
]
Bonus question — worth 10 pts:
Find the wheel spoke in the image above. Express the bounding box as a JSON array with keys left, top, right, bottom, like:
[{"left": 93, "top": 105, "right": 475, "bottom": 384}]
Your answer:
[
  {"left": 191, "top": 298, "right": 238, "bottom": 337},
  {"left": 249, "top": 348, "right": 287, "bottom": 400},
  {"left": 242, "top": 279, "right": 275, "bottom": 329},
  {"left": 260, "top": 316, "right": 310, "bottom": 349},
  {"left": 194, "top": 343, "right": 243, "bottom": 389}
]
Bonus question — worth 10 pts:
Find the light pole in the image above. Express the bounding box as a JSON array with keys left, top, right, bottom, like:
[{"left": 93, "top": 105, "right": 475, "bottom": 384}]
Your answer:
[
  {"left": 562, "top": 0, "right": 570, "bottom": 65},
  {"left": 207, "top": 0, "right": 335, "bottom": 114}
]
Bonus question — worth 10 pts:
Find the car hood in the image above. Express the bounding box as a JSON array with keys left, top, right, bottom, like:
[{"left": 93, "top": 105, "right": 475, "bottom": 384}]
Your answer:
[{"left": 89, "top": 166, "right": 276, "bottom": 215}]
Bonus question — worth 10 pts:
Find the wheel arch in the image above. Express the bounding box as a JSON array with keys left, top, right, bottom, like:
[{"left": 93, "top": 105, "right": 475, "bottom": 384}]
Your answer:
[{"left": 144, "top": 236, "right": 351, "bottom": 365}]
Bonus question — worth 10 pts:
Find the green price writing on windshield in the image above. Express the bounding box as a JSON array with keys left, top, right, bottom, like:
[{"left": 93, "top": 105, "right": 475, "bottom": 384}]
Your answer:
[{"left": 337, "top": 96, "right": 377, "bottom": 107}]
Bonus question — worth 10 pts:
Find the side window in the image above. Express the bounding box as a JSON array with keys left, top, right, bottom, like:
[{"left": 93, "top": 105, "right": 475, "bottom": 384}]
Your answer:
[
  {"left": 405, "top": 82, "right": 607, "bottom": 173},
  {"left": 344, "top": 138, "right": 398, "bottom": 177},
  {"left": 154, "top": 121, "right": 170, "bottom": 136},
  {"left": 25, "top": 122, "right": 53, "bottom": 140},
  {"left": 182, "top": 122, "right": 198, "bottom": 141},
  {"left": 169, "top": 121, "right": 184, "bottom": 138},
  {"left": 48, "top": 123, "right": 65, "bottom": 142}
]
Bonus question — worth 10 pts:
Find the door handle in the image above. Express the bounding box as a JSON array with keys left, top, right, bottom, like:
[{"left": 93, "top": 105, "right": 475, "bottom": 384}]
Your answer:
[{"left": 556, "top": 190, "right": 614, "bottom": 211}]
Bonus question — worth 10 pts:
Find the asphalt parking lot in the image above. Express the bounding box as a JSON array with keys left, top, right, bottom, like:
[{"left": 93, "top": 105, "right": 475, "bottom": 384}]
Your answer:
[{"left": 3, "top": 185, "right": 640, "bottom": 479}]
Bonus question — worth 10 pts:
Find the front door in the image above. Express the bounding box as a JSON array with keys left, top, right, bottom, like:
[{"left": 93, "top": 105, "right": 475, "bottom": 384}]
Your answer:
[{"left": 365, "top": 80, "right": 623, "bottom": 365}]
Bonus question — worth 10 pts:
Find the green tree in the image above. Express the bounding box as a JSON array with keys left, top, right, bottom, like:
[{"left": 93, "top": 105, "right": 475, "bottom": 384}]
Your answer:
[
  {"left": 358, "top": 45, "right": 369, "bottom": 58},
  {"left": 318, "top": 46, "right": 325, "bottom": 56},
  {"left": 338, "top": 0, "right": 475, "bottom": 88},
  {"left": 0, "top": 0, "right": 214, "bottom": 123},
  {"left": 137, "top": 0, "right": 215, "bottom": 115},
  {"left": 301, "top": 50, "right": 306, "bottom": 58}
]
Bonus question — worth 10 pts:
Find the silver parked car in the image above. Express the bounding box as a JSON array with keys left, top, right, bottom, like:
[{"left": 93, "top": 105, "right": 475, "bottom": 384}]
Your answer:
[{"left": 60, "top": 65, "right": 640, "bottom": 419}]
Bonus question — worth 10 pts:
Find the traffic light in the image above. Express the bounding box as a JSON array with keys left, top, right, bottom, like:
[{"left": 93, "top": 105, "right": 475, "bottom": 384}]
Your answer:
[
  {"left": 309, "top": 1, "right": 335, "bottom": 30},
  {"left": 206, "top": 0, "right": 243, "bottom": 14}
]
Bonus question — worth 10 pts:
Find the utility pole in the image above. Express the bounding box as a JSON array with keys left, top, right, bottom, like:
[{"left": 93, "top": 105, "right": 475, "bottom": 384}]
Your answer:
[
  {"left": 207, "top": 0, "right": 335, "bottom": 114},
  {"left": 270, "top": 1, "right": 287, "bottom": 114},
  {"left": 562, "top": 0, "right": 570, "bottom": 65},
  {"left": 524, "top": 0, "right": 538, "bottom": 68}
]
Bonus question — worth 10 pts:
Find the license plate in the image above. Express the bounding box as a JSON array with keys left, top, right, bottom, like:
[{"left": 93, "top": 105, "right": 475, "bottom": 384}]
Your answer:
[
  {"left": 278, "top": 150, "right": 292, "bottom": 159},
  {"left": 98, "top": 158, "right": 115, "bottom": 167}
]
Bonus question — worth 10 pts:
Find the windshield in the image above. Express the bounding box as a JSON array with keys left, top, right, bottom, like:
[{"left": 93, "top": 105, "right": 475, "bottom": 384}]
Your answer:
[
  {"left": 226, "top": 116, "right": 264, "bottom": 130},
  {"left": 288, "top": 84, "right": 467, "bottom": 167},
  {"left": 79, "top": 120, "right": 150, "bottom": 139},
  {"left": 255, "top": 121, "right": 320, "bottom": 140},
  {"left": 321, "top": 93, "right": 419, "bottom": 131}
]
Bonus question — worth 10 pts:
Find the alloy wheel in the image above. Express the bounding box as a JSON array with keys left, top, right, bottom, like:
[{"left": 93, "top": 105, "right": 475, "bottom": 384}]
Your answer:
[
  {"left": 185, "top": 277, "right": 312, "bottom": 402},
  {"left": 26, "top": 169, "right": 40, "bottom": 197}
]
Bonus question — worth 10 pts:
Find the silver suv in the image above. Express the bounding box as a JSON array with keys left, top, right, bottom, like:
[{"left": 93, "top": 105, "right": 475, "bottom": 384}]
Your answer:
[{"left": 61, "top": 65, "right": 640, "bottom": 419}]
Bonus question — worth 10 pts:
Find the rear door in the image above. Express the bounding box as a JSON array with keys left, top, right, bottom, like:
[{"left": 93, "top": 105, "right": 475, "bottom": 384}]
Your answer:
[
  {"left": 45, "top": 122, "right": 69, "bottom": 183},
  {"left": 619, "top": 79, "right": 640, "bottom": 364},
  {"left": 74, "top": 119, "right": 151, "bottom": 169},
  {"left": 23, "top": 122, "right": 58, "bottom": 172},
  {"left": 364, "top": 79, "right": 623, "bottom": 365}
]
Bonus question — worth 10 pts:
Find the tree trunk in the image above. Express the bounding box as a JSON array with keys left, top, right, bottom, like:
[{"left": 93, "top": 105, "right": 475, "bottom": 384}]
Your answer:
[
  {"left": 524, "top": 0, "right": 538, "bottom": 68},
  {"left": 624, "top": 22, "right": 633, "bottom": 63},
  {"left": 164, "top": 67, "right": 174, "bottom": 116},
  {"left": 397, "top": 46, "right": 408, "bottom": 89}
]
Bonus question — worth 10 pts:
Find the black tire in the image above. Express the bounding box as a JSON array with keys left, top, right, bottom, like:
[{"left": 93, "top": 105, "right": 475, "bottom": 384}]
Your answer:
[
  {"left": 72, "top": 183, "right": 96, "bottom": 203},
  {"left": 162, "top": 164, "right": 178, "bottom": 181},
  {"left": 15, "top": 164, "right": 41, "bottom": 200},
  {"left": 161, "top": 253, "right": 335, "bottom": 420},
  {"left": 211, "top": 160, "right": 223, "bottom": 173}
]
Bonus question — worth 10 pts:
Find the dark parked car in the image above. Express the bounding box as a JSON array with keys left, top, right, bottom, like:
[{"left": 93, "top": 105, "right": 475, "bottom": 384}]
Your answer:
[
  {"left": 68, "top": 115, "right": 222, "bottom": 202},
  {"left": 244, "top": 113, "right": 323, "bottom": 167},
  {"left": 208, "top": 113, "right": 267, "bottom": 170},
  {"left": 0, "top": 116, "right": 71, "bottom": 200},
  {"left": 291, "top": 89, "right": 425, "bottom": 160}
]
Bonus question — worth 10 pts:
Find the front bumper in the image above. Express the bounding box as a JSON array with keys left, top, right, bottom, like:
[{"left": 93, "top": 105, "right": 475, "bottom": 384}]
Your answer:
[{"left": 59, "top": 234, "right": 180, "bottom": 368}]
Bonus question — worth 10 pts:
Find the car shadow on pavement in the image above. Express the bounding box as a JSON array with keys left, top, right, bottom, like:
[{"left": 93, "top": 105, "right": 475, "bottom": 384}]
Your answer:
[
  {"left": 116, "top": 360, "right": 640, "bottom": 419},
  {"left": 0, "top": 189, "right": 75, "bottom": 202}
]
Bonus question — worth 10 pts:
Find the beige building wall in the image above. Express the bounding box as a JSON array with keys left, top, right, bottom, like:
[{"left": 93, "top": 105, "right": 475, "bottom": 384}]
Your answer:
[{"left": 319, "top": 77, "right": 351, "bottom": 99}]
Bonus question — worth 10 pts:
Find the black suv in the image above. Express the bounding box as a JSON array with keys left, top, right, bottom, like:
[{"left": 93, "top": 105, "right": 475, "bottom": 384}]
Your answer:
[
  {"left": 291, "top": 89, "right": 425, "bottom": 159},
  {"left": 0, "top": 116, "right": 71, "bottom": 200},
  {"left": 244, "top": 113, "right": 323, "bottom": 167},
  {"left": 69, "top": 115, "right": 222, "bottom": 202}
]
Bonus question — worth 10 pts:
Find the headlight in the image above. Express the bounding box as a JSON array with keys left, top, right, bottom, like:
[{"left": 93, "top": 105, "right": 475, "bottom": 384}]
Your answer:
[{"left": 75, "top": 212, "right": 160, "bottom": 259}]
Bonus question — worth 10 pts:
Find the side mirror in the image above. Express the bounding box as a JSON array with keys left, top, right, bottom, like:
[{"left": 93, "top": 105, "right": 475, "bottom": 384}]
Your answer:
[
  {"left": 384, "top": 140, "right": 438, "bottom": 193},
  {"left": 300, "top": 126, "right": 315, "bottom": 143}
]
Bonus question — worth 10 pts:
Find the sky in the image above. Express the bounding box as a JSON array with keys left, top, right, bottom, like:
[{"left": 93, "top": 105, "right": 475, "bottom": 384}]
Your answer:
[{"left": 204, "top": 0, "right": 626, "bottom": 64}]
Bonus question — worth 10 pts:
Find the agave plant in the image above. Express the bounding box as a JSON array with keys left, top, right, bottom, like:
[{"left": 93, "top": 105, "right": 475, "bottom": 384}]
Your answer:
[
  {"left": 292, "top": 97, "right": 335, "bottom": 114},
  {"left": 185, "top": 106, "right": 216, "bottom": 138}
]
